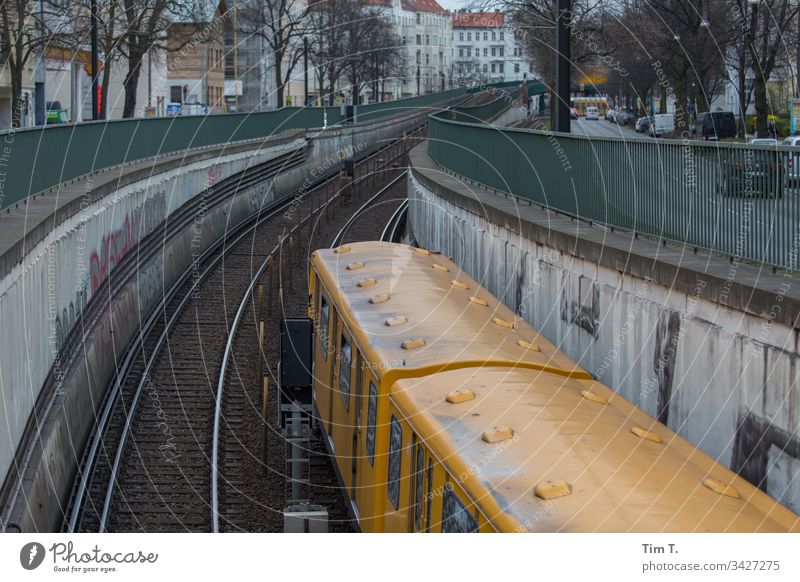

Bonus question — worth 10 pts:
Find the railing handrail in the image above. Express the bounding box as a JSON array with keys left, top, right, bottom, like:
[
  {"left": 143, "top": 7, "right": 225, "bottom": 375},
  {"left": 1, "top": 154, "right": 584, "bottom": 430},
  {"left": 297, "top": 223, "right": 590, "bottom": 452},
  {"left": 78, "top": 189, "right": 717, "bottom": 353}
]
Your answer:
[{"left": 427, "top": 103, "right": 800, "bottom": 271}]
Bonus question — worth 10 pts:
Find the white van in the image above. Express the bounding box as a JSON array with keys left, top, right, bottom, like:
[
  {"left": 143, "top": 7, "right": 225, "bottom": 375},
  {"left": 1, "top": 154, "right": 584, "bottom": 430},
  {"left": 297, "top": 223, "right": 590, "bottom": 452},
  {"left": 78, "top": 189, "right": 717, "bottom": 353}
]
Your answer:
[
  {"left": 649, "top": 113, "right": 675, "bottom": 137},
  {"left": 585, "top": 106, "right": 599, "bottom": 120}
]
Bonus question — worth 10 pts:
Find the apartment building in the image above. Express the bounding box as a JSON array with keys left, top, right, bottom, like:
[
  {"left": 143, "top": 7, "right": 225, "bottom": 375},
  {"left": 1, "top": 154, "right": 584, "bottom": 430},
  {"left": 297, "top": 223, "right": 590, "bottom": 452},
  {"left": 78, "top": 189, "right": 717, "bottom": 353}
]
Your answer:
[{"left": 451, "top": 11, "right": 532, "bottom": 85}]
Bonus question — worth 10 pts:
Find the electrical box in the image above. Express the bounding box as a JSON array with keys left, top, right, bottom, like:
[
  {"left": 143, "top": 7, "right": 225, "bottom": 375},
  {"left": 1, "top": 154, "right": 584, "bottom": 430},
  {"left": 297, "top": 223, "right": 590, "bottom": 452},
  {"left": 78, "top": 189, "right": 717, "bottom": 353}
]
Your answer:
[{"left": 280, "top": 318, "right": 313, "bottom": 388}]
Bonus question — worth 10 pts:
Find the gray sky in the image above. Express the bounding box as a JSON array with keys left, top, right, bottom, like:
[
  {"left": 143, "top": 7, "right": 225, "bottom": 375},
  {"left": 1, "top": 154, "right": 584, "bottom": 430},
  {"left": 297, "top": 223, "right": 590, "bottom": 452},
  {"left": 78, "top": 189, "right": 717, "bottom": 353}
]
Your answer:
[{"left": 438, "top": 0, "right": 468, "bottom": 11}]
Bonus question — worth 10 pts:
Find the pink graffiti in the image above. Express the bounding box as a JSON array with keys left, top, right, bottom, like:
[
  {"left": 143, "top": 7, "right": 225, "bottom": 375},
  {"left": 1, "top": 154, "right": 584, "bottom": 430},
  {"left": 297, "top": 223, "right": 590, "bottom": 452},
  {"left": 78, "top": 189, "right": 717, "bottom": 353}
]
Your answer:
[
  {"left": 89, "top": 213, "right": 136, "bottom": 292},
  {"left": 207, "top": 165, "right": 222, "bottom": 186}
]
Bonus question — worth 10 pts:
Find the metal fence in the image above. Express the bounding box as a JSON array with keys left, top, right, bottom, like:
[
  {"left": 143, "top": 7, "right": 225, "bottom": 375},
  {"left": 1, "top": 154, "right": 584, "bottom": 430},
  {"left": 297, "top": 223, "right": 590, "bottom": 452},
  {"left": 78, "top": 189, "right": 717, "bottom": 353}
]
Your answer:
[
  {"left": 0, "top": 87, "right": 474, "bottom": 211},
  {"left": 428, "top": 114, "right": 800, "bottom": 270}
]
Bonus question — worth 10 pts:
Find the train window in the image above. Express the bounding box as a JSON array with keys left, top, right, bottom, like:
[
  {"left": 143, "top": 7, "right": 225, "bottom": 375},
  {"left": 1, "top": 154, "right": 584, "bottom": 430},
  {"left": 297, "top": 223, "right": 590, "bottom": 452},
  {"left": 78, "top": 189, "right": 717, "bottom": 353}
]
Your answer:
[
  {"left": 338, "top": 333, "right": 351, "bottom": 409},
  {"left": 442, "top": 483, "right": 478, "bottom": 533},
  {"left": 425, "top": 459, "right": 433, "bottom": 532},
  {"left": 414, "top": 443, "right": 425, "bottom": 531},
  {"left": 366, "top": 381, "right": 377, "bottom": 464},
  {"left": 387, "top": 415, "right": 402, "bottom": 510},
  {"left": 319, "top": 294, "right": 330, "bottom": 360}
]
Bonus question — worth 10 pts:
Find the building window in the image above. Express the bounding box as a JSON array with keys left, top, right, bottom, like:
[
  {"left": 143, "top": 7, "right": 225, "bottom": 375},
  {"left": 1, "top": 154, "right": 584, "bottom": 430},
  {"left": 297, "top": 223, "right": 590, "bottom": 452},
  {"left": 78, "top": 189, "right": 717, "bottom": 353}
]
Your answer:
[
  {"left": 425, "top": 54, "right": 429, "bottom": 65},
  {"left": 499, "top": 63, "right": 504, "bottom": 74},
  {"left": 500, "top": 31, "right": 504, "bottom": 40},
  {"left": 366, "top": 381, "right": 377, "bottom": 464},
  {"left": 499, "top": 46, "right": 504, "bottom": 57},
  {"left": 483, "top": 64, "right": 487, "bottom": 73},
  {"left": 416, "top": 34, "right": 421, "bottom": 45},
  {"left": 492, "top": 31, "right": 496, "bottom": 41},
  {"left": 467, "top": 32, "right": 471, "bottom": 41},
  {"left": 387, "top": 415, "right": 402, "bottom": 510},
  {"left": 170, "top": 85, "right": 182, "bottom": 103},
  {"left": 459, "top": 48, "right": 463, "bottom": 57},
  {"left": 491, "top": 63, "right": 496, "bottom": 73},
  {"left": 442, "top": 484, "right": 478, "bottom": 533},
  {"left": 483, "top": 32, "right": 488, "bottom": 41},
  {"left": 338, "top": 332, "right": 351, "bottom": 410},
  {"left": 459, "top": 32, "right": 463, "bottom": 41},
  {"left": 426, "top": 34, "right": 429, "bottom": 45},
  {"left": 529, "top": 63, "right": 534, "bottom": 73},
  {"left": 483, "top": 47, "right": 487, "bottom": 57},
  {"left": 514, "top": 63, "right": 520, "bottom": 74}
]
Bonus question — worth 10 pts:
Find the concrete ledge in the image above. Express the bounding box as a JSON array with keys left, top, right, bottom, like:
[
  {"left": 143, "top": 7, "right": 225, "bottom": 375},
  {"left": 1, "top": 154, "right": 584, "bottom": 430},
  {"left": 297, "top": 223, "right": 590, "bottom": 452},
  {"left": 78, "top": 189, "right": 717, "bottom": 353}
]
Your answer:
[
  {"left": 410, "top": 143, "right": 800, "bottom": 331},
  {"left": 0, "top": 132, "right": 305, "bottom": 281}
]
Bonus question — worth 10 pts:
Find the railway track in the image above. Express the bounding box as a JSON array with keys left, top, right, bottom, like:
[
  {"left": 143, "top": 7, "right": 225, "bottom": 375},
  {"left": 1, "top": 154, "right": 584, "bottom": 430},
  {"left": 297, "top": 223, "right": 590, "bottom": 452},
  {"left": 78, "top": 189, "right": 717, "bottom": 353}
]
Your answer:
[{"left": 65, "top": 127, "right": 423, "bottom": 533}]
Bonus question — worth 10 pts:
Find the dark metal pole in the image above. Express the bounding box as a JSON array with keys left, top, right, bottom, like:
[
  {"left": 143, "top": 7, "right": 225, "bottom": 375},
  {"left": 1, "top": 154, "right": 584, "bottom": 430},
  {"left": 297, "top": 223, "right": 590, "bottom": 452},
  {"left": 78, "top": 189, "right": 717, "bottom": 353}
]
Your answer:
[
  {"left": 555, "top": 0, "right": 571, "bottom": 133},
  {"left": 304, "top": 37, "right": 309, "bottom": 106},
  {"left": 91, "top": 0, "right": 99, "bottom": 120},
  {"left": 796, "top": 1, "right": 800, "bottom": 99}
]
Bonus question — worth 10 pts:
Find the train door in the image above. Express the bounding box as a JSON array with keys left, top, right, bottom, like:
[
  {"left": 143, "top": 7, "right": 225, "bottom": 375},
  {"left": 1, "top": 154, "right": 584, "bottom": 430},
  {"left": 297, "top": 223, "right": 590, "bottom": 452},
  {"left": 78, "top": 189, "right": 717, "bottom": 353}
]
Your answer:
[
  {"left": 331, "top": 328, "right": 355, "bottom": 484},
  {"left": 326, "top": 313, "right": 341, "bottom": 446},
  {"left": 354, "top": 370, "right": 380, "bottom": 531},
  {"left": 349, "top": 352, "right": 364, "bottom": 508},
  {"left": 314, "top": 290, "right": 334, "bottom": 433}
]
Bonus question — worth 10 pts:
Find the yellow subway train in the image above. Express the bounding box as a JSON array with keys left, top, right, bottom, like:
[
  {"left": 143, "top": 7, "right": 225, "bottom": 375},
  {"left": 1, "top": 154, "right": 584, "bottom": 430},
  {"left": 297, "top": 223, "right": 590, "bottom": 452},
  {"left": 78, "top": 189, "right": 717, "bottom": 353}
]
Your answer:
[{"left": 308, "top": 241, "right": 800, "bottom": 532}]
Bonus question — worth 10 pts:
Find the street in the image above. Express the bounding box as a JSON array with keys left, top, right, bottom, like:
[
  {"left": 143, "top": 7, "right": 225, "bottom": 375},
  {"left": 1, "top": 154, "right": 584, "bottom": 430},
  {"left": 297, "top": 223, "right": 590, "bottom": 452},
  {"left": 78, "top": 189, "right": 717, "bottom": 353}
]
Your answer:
[{"left": 571, "top": 116, "right": 645, "bottom": 140}]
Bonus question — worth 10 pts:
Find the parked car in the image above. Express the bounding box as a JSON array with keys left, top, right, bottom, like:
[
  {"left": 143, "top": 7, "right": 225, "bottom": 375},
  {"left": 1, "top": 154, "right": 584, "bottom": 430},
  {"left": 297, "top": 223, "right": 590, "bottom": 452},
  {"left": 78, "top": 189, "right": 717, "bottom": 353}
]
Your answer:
[
  {"left": 696, "top": 111, "right": 737, "bottom": 141},
  {"left": 615, "top": 109, "right": 634, "bottom": 125},
  {"left": 605, "top": 108, "right": 617, "bottom": 122},
  {"left": 782, "top": 136, "right": 800, "bottom": 185},
  {"left": 718, "top": 148, "right": 784, "bottom": 198},
  {"left": 649, "top": 113, "right": 675, "bottom": 137},
  {"left": 635, "top": 116, "right": 652, "bottom": 133},
  {"left": 749, "top": 138, "right": 778, "bottom": 146},
  {"left": 585, "top": 106, "right": 600, "bottom": 120}
]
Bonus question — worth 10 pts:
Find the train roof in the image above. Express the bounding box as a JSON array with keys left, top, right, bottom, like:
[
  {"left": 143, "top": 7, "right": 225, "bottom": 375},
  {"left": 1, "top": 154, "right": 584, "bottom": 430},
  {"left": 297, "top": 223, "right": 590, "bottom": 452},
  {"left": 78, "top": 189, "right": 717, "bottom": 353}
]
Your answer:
[
  {"left": 391, "top": 366, "right": 800, "bottom": 532},
  {"left": 311, "top": 242, "right": 590, "bottom": 381}
]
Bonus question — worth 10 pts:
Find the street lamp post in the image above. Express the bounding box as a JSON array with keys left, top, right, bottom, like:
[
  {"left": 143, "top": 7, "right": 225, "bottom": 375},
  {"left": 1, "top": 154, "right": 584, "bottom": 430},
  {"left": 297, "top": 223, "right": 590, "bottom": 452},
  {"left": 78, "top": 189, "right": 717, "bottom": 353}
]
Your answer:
[{"left": 555, "top": 0, "right": 571, "bottom": 133}]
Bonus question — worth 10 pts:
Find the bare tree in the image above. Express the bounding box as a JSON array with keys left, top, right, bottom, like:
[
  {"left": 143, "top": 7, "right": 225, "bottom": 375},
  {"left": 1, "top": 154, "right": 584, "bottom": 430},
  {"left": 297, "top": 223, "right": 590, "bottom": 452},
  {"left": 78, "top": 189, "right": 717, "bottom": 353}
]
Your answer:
[
  {"left": 0, "top": 0, "right": 82, "bottom": 126},
  {"left": 740, "top": 0, "right": 799, "bottom": 136},
  {"left": 306, "top": 0, "right": 399, "bottom": 105},
  {"left": 238, "top": 0, "right": 308, "bottom": 108}
]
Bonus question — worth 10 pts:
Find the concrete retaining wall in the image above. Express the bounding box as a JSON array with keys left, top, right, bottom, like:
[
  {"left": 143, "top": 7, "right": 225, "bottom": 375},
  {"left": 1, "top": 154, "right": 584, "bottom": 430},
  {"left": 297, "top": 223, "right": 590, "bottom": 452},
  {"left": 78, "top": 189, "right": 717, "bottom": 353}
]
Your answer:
[
  {"left": 409, "top": 145, "right": 800, "bottom": 513},
  {"left": 0, "top": 111, "right": 425, "bottom": 531}
]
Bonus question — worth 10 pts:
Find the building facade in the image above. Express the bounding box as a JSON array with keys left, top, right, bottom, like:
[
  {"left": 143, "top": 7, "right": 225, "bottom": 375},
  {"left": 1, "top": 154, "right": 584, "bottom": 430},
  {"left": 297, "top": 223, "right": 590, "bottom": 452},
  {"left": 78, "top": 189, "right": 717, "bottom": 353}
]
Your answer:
[
  {"left": 166, "top": 21, "right": 226, "bottom": 115},
  {"left": 451, "top": 11, "right": 531, "bottom": 86},
  {"left": 371, "top": 0, "right": 452, "bottom": 99}
]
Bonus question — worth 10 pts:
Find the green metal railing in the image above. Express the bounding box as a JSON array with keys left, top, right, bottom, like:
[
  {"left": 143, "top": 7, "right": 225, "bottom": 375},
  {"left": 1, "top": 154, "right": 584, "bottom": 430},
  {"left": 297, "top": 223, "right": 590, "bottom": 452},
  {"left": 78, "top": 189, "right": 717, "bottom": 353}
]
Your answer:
[
  {"left": 447, "top": 86, "right": 524, "bottom": 123},
  {"left": 428, "top": 114, "right": 800, "bottom": 270},
  {"left": 0, "top": 87, "right": 479, "bottom": 211}
]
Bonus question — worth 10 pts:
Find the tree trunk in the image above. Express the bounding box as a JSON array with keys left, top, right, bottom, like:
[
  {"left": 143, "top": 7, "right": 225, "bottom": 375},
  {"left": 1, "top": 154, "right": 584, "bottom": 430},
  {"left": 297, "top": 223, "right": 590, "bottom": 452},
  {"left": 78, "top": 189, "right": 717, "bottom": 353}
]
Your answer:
[
  {"left": 738, "top": 64, "right": 747, "bottom": 138},
  {"left": 753, "top": 77, "right": 769, "bottom": 137},
  {"left": 673, "top": 62, "right": 688, "bottom": 135},
  {"left": 123, "top": 47, "right": 144, "bottom": 118},
  {"left": 10, "top": 63, "right": 23, "bottom": 128},
  {"left": 275, "top": 63, "right": 284, "bottom": 108}
]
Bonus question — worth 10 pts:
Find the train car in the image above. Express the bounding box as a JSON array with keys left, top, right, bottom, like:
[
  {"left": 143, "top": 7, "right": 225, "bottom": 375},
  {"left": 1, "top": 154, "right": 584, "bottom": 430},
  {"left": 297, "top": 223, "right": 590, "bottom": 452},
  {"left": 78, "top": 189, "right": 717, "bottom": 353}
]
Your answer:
[{"left": 308, "top": 241, "right": 800, "bottom": 532}]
